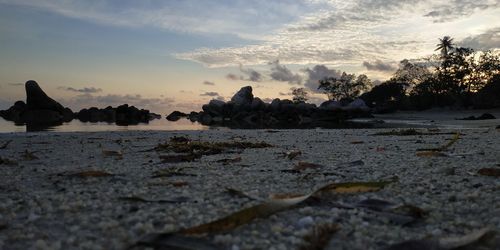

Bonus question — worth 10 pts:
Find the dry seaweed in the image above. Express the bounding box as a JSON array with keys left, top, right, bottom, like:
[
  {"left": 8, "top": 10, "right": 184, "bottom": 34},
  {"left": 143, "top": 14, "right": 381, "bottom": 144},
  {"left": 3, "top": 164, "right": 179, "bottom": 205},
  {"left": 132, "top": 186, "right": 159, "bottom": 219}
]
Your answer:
[
  {"left": 299, "top": 223, "right": 340, "bottom": 250},
  {"left": 155, "top": 137, "right": 272, "bottom": 156}
]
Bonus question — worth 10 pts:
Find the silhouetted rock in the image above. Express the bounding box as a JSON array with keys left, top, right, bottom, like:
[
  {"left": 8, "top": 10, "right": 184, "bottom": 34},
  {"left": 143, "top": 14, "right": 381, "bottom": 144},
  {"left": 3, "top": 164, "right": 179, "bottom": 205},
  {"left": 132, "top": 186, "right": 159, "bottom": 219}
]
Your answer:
[
  {"left": 76, "top": 104, "right": 155, "bottom": 125},
  {"left": 231, "top": 86, "right": 253, "bottom": 106},
  {"left": 177, "top": 85, "right": 372, "bottom": 128},
  {"left": 166, "top": 111, "right": 188, "bottom": 121},
  {"left": 0, "top": 81, "right": 74, "bottom": 124}
]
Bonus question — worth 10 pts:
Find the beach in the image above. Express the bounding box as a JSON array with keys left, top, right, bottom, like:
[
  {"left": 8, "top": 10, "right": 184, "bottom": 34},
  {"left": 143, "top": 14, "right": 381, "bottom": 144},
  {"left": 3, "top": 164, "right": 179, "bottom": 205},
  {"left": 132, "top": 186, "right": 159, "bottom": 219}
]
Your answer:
[{"left": 0, "top": 125, "right": 499, "bottom": 250}]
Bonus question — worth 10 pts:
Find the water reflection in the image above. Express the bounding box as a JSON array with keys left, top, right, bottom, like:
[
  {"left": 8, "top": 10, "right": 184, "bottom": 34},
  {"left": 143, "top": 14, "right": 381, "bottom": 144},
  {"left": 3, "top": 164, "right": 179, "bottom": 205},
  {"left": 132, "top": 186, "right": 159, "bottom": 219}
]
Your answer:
[{"left": 0, "top": 118, "right": 208, "bottom": 133}]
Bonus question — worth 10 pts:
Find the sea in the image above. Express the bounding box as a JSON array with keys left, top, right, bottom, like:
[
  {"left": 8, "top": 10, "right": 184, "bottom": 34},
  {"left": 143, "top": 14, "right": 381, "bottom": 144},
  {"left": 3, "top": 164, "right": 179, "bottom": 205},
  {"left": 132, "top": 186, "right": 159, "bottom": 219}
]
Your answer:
[{"left": 0, "top": 118, "right": 208, "bottom": 133}]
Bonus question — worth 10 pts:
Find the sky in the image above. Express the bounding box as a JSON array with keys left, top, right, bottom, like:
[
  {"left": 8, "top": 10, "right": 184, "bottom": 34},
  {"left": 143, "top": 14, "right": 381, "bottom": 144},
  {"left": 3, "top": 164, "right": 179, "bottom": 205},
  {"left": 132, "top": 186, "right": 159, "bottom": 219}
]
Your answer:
[{"left": 0, "top": 0, "right": 499, "bottom": 113}]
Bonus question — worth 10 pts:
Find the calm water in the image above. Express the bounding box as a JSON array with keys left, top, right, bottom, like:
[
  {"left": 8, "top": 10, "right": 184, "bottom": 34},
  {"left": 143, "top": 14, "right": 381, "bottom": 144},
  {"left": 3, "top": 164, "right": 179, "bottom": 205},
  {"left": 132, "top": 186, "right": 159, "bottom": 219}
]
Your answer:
[{"left": 0, "top": 118, "right": 208, "bottom": 133}]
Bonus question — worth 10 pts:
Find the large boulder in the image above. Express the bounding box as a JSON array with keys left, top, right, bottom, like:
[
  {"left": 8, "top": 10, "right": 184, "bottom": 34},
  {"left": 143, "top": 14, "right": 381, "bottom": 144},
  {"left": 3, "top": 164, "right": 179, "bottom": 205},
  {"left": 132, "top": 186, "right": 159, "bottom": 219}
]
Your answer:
[
  {"left": 166, "top": 111, "right": 188, "bottom": 121},
  {"left": 251, "top": 97, "right": 265, "bottom": 111},
  {"left": 1, "top": 81, "right": 74, "bottom": 124},
  {"left": 202, "top": 99, "right": 226, "bottom": 117},
  {"left": 231, "top": 86, "right": 254, "bottom": 106},
  {"left": 26, "top": 80, "right": 66, "bottom": 112},
  {"left": 320, "top": 100, "right": 342, "bottom": 111}
]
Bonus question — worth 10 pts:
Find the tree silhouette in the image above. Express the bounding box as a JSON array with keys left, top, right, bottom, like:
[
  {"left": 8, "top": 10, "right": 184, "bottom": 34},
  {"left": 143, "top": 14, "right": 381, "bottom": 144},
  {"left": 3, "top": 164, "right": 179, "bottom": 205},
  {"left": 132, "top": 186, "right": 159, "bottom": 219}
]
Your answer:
[
  {"left": 291, "top": 88, "right": 308, "bottom": 103},
  {"left": 435, "top": 36, "right": 455, "bottom": 57},
  {"left": 318, "top": 72, "right": 371, "bottom": 101}
]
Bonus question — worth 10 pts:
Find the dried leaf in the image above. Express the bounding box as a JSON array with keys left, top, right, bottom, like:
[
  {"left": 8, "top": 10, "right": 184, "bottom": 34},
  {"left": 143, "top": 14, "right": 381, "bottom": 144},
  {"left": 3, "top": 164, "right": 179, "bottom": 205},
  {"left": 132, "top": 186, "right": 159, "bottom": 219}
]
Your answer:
[
  {"left": 160, "top": 154, "right": 201, "bottom": 163},
  {"left": 374, "top": 129, "right": 425, "bottom": 136},
  {"left": 356, "top": 199, "right": 427, "bottom": 225},
  {"left": 119, "top": 196, "right": 189, "bottom": 204},
  {"left": 172, "top": 181, "right": 189, "bottom": 187},
  {"left": 387, "top": 228, "right": 495, "bottom": 250},
  {"left": 134, "top": 180, "right": 393, "bottom": 248},
  {"left": 294, "top": 162, "right": 324, "bottom": 171},
  {"left": 416, "top": 151, "right": 448, "bottom": 157},
  {"left": 68, "top": 170, "right": 114, "bottom": 178},
  {"left": 216, "top": 156, "right": 242, "bottom": 165},
  {"left": 102, "top": 150, "right": 123, "bottom": 158},
  {"left": 316, "top": 181, "right": 392, "bottom": 194},
  {"left": 351, "top": 141, "right": 364, "bottom": 144},
  {"left": 299, "top": 223, "right": 340, "bottom": 250},
  {"left": 478, "top": 168, "right": 500, "bottom": 177},
  {"left": 417, "top": 133, "right": 460, "bottom": 153},
  {"left": 0, "top": 140, "right": 12, "bottom": 149}
]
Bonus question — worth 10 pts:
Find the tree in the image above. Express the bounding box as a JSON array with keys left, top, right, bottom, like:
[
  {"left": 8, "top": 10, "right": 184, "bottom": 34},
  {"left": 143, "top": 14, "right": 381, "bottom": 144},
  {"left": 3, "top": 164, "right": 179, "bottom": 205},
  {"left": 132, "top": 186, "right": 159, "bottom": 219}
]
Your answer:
[
  {"left": 318, "top": 72, "right": 371, "bottom": 101},
  {"left": 291, "top": 88, "right": 308, "bottom": 103},
  {"left": 392, "top": 59, "right": 433, "bottom": 92},
  {"left": 435, "top": 36, "right": 455, "bottom": 57}
]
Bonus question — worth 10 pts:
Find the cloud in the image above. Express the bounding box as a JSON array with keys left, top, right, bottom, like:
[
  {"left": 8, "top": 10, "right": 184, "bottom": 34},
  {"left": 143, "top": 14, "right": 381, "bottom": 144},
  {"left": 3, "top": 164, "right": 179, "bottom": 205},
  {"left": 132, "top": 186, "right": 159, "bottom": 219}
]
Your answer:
[
  {"left": 269, "top": 60, "right": 302, "bottom": 85},
  {"left": 6, "top": 83, "right": 23, "bottom": 87},
  {"left": 226, "top": 73, "right": 242, "bottom": 81},
  {"left": 423, "top": 1, "right": 500, "bottom": 23},
  {"left": 362, "top": 60, "right": 397, "bottom": 72},
  {"left": 202, "top": 81, "right": 215, "bottom": 86},
  {"left": 303, "top": 65, "right": 342, "bottom": 92},
  {"left": 200, "top": 92, "right": 219, "bottom": 97},
  {"left": 459, "top": 27, "right": 500, "bottom": 51},
  {"left": 0, "top": 0, "right": 323, "bottom": 39},
  {"left": 225, "top": 65, "right": 263, "bottom": 82},
  {"left": 239, "top": 65, "right": 262, "bottom": 82},
  {"left": 175, "top": 0, "right": 499, "bottom": 69},
  {"left": 58, "top": 86, "right": 102, "bottom": 93}
]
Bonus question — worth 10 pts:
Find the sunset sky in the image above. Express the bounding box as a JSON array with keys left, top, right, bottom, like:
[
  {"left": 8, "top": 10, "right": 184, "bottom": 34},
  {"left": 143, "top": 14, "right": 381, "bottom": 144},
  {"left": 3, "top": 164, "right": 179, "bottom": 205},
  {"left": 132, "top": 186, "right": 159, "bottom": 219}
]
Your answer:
[{"left": 1, "top": 0, "right": 499, "bottom": 113}]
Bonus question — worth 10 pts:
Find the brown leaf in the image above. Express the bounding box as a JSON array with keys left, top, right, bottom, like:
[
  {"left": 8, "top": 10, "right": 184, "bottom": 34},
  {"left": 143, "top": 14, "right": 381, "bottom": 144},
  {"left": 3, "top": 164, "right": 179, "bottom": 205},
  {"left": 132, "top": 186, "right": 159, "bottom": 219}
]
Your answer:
[
  {"left": 351, "top": 141, "right": 364, "bottom": 144},
  {"left": 134, "top": 180, "right": 393, "bottom": 248},
  {"left": 102, "top": 150, "right": 123, "bottom": 158},
  {"left": 68, "top": 170, "right": 114, "bottom": 178},
  {"left": 172, "top": 181, "right": 189, "bottom": 187},
  {"left": 294, "top": 162, "right": 324, "bottom": 171},
  {"left": 416, "top": 151, "right": 448, "bottom": 157},
  {"left": 478, "top": 168, "right": 500, "bottom": 177},
  {"left": 216, "top": 156, "right": 242, "bottom": 165},
  {"left": 160, "top": 154, "right": 201, "bottom": 163}
]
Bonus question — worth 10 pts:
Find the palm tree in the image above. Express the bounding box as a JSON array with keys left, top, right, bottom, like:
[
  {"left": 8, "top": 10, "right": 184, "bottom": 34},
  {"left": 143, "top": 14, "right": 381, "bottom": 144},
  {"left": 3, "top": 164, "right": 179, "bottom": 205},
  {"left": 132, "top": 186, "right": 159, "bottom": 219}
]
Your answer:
[{"left": 435, "top": 36, "right": 455, "bottom": 57}]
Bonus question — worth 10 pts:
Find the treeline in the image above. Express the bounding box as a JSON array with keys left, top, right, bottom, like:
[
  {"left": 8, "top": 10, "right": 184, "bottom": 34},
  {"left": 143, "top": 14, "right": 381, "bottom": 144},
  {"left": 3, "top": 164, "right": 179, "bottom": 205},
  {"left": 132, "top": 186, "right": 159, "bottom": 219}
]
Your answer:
[{"left": 315, "top": 36, "right": 500, "bottom": 112}]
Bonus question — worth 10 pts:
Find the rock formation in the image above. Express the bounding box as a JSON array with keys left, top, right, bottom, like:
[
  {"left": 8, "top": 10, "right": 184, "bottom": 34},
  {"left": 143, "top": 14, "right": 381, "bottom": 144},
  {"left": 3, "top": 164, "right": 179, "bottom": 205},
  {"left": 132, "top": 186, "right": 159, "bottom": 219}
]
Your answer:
[
  {"left": 166, "top": 86, "right": 372, "bottom": 128},
  {"left": 0, "top": 80, "right": 74, "bottom": 124}
]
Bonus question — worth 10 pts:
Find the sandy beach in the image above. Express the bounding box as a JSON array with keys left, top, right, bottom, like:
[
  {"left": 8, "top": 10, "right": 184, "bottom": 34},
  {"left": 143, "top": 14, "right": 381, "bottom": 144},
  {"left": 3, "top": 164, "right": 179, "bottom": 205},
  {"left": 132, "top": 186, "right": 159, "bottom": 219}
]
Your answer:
[{"left": 0, "top": 124, "right": 499, "bottom": 250}]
